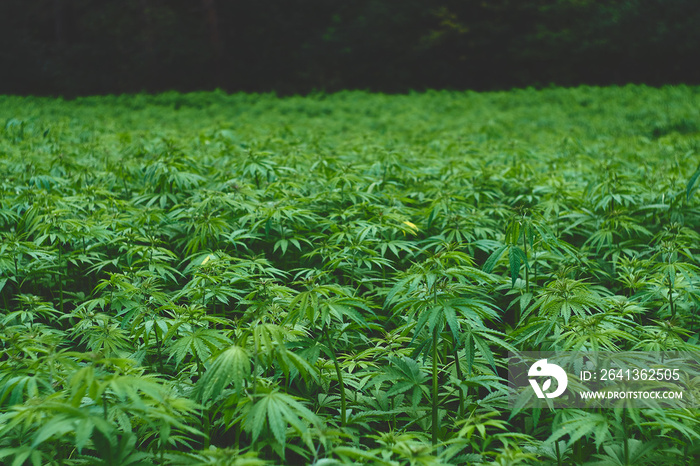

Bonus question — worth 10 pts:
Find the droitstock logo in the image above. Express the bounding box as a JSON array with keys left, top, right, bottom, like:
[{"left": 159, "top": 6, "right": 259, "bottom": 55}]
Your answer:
[
  {"left": 509, "top": 352, "right": 696, "bottom": 409},
  {"left": 528, "top": 359, "right": 568, "bottom": 399}
]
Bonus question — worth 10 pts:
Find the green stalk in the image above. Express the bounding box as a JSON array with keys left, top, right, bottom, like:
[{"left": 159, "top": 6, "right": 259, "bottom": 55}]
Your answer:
[
  {"left": 574, "top": 439, "right": 582, "bottom": 464},
  {"left": 668, "top": 269, "right": 675, "bottom": 319},
  {"left": 534, "top": 252, "right": 538, "bottom": 290},
  {"left": 203, "top": 409, "right": 211, "bottom": 449},
  {"left": 431, "top": 325, "right": 439, "bottom": 446},
  {"left": 555, "top": 440, "right": 562, "bottom": 466},
  {"left": 154, "top": 322, "right": 164, "bottom": 373},
  {"left": 623, "top": 412, "right": 629, "bottom": 465},
  {"left": 234, "top": 422, "right": 241, "bottom": 450},
  {"left": 58, "top": 243, "right": 64, "bottom": 314},
  {"left": 453, "top": 344, "right": 464, "bottom": 418},
  {"left": 522, "top": 223, "right": 529, "bottom": 294},
  {"left": 253, "top": 351, "right": 258, "bottom": 396},
  {"left": 431, "top": 279, "right": 440, "bottom": 446},
  {"left": 324, "top": 327, "right": 347, "bottom": 426},
  {"left": 14, "top": 256, "right": 19, "bottom": 293},
  {"left": 2, "top": 287, "right": 8, "bottom": 312},
  {"left": 196, "top": 355, "right": 210, "bottom": 448},
  {"left": 350, "top": 252, "right": 355, "bottom": 288}
]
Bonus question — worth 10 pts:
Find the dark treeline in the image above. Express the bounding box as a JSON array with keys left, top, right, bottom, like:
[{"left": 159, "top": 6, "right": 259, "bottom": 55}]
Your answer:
[{"left": 1, "top": 0, "right": 699, "bottom": 96}]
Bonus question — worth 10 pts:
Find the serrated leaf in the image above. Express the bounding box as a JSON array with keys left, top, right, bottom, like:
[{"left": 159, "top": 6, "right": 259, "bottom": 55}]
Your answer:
[
  {"left": 196, "top": 345, "right": 251, "bottom": 403},
  {"left": 483, "top": 244, "right": 507, "bottom": 273}
]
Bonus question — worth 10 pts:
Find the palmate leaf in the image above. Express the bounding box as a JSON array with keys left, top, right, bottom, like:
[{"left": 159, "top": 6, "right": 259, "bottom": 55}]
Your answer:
[
  {"left": 244, "top": 324, "right": 317, "bottom": 384},
  {"left": 287, "top": 284, "right": 372, "bottom": 330},
  {"left": 28, "top": 403, "right": 115, "bottom": 453},
  {"left": 372, "top": 356, "right": 429, "bottom": 409},
  {"left": 383, "top": 274, "right": 424, "bottom": 308},
  {"left": 0, "top": 373, "right": 54, "bottom": 406},
  {"left": 241, "top": 389, "right": 323, "bottom": 449},
  {"left": 105, "top": 374, "right": 170, "bottom": 407},
  {"left": 408, "top": 304, "right": 438, "bottom": 349},
  {"left": 326, "top": 297, "right": 373, "bottom": 328},
  {"left": 482, "top": 243, "right": 533, "bottom": 287},
  {"left": 589, "top": 438, "right": 661, "bottom": 466},
  {"left": 166, "top": 448, "right": 267, "bottom": 465},
  {"left": 83, "top": 432, "right": 152, "bottom": 466},
  {"left": 0, "top": 446, "right": 43, "bottom": 466},
  {"left": 462, "top": 323, "right": 515, "bottom": 373},
  {"left": 195, "top": 345, "right": 251, "bottom": 403},
  {"left": 166, "top": 328, "right": 231, "bottom": 367},
  {"left": 452, "top": 295, "right": 501, "bottom": 323},
  {"left": 554, "top": 311, "right": 636, "bottom": 352},
  {"left": 275, "top": 347, "right": 319, "bottom": 385},
  {"left": 546, "top": 410, "right": 611, "bottom": 450},
  {"left": 250, "top": 323, "right": 287, "bottom": 365},
  {"left": 456, "top": 373, "right": 508, "bottom": 396},
  {"left": 443, "top": 302, "right": 459, "bottom": 341},
  {"left": 654, "top": 411, "right": 700, "bottom": 442},
  {"left": 455, "top": 410, "right": 509, "bottom": 440},
  {"left": 522, "top": 278, "right": 605, "bottom": 325},
  {"left": 510, "top": 315, "right": 559, "bottom": 347},
  {"left": 332, "top": 446, "right": 388, "bottom": 465},
  {"left": 287, "top": 285, "right": 329, "bottom": 324}
]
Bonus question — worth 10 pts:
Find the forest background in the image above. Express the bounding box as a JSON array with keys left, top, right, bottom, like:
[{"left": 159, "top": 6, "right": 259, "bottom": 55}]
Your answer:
[{"left": 2, "top": 0, "right": 700, "bottom": 96}]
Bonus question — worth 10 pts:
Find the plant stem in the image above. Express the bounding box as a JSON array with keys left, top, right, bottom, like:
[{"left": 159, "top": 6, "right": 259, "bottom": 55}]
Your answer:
[
  {"left": 555, "top": 440, "right": 562, "bottom": 466},
  {"left": 522, "top": 222, "right": 529, "bottom": 293},
  {"left": 154, "top": 322, "right": 164, "bottom": 372},
  {"left": 668, "top": 271, "right": 675, "bottom": 319},
  {"left": 324, "top": 327, "right": 346, "bottom": 426},
  {"left": 58, "top": 243, "right": 64, "bottom": 314},
  {"left": 534, "top": 252, "right": 538, "bottom": 289},
  {"left": 203, "top": 409, "right": 211, "bottom": 449},
  {"left": 431, "top": 325, "right": 439, "bottom": 446},
  {"left": 623, "top": 412, "right": 629, "bottom": 465},
  {"left": 453, "top": 344, "right": 464, "bottom": 418}
]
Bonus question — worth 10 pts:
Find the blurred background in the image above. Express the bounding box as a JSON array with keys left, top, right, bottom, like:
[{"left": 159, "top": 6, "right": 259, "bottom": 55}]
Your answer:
[{"left": 1, "top": 0, "right": 699, "bottom": 96}]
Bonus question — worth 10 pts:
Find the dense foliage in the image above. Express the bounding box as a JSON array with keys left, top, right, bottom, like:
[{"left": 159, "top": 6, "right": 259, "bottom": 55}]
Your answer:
[
  {"left": 1, "top": 85, "right": 700, "bottom": 464},
  {"left": 2, "top": 0, "right": 700, "bottom": 95}
]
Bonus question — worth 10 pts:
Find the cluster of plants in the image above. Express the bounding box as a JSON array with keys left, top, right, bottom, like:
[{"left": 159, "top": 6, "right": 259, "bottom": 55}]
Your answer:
[{"left": 1, "top": 86, "right": 699, "bottom": 465}]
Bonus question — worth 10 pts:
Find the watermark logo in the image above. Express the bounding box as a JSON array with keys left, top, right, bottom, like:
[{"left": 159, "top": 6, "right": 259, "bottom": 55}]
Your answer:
[
  {"left": 509, "top": 352, "right": 694, "bottom": 410},
  {"left": 528, "top": 359, "right": 568, "bottom": 399}
]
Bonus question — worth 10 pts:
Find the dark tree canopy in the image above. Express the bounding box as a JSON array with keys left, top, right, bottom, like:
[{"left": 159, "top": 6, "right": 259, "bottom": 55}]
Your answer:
[{"left": 1, "top": 0, "right": 699, "bottom": 96}]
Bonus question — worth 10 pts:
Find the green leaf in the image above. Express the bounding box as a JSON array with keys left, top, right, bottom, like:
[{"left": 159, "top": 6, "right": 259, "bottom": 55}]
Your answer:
[
  {"left": 196, "top": 345, "right": 251, "bottom": 403},
  {"left": 444, "top": 303, "right": 459, "bottom": 342},
  {"left": 508, "top": 246, "right": 523, "bottom": 287},
  {"left": 472, "top": 334, "right": 496, "bottom": 372},
  {"left": 483, "top": 244, "right": 507, "bottom": 273}
]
